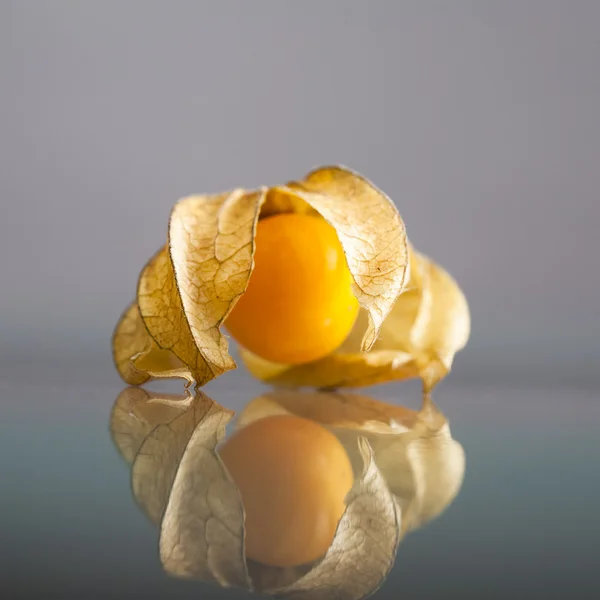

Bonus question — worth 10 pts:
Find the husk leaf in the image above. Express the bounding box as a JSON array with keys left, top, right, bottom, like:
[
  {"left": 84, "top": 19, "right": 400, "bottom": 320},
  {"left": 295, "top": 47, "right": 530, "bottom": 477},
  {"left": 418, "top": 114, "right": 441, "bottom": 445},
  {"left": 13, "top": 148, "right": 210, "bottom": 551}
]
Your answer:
[
  {"left": 111, "top": 300, "right": 194, "bottom": 383},
  {"left": 111, "top": 303, "right": 151, "bottom": 385},
  {"left": 114, "top": 166, "right": 411, "bottom": 388},
  {"left": 280, "top": 165, "right": 409, "bottom": 351},
  {"left": 166, "top": 188, "right": 266, "bottom": 386}
]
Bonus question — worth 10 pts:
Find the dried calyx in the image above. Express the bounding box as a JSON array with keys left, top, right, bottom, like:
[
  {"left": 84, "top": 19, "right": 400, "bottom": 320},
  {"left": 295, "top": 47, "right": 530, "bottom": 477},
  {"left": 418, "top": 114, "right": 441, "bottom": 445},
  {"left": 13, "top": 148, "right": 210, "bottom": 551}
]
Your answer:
[{"left": 113, "top": 165, "right": 470, "bottom": 391}]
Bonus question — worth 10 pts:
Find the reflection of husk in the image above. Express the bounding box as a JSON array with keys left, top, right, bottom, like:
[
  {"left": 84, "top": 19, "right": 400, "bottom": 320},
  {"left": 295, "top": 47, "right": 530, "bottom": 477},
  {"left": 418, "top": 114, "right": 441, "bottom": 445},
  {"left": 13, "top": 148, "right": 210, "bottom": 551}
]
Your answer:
[
  {"left": 112, "top": 165, "right": 410, "bottom": 388},
  {"left": 133, "top": 393, "right": 225, "bottom": 526},
  {"left": 159, "top": 408, "right": 251, "bottom": 588},
  {"left": 111, "top": 387, "right": 223, "bottom": 525},
  {"left": 236, "top": 390, "right": 465, "bottom": 533},
  {"left": 262, "top": 438, "right": 401, "bottom": 599},
  {"left": 109, "top": 387, "right": 407, "bottom": 598},
  {"left": 110, "top": 386, "right": 193, "bottom": 463},
  {"left": 240, "top": 249, "right": 470, "bottom": 391},
  {"left": 246, "top": 559, "right": 315, "bottom": 594}
]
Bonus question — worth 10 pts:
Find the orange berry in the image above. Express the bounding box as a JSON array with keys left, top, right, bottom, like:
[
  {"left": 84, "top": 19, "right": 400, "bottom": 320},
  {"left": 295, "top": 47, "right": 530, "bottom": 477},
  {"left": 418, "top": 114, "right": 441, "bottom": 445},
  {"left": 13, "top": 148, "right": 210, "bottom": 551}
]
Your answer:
[{"left": 225, "top": 213, "right": 359, "bottom": 364}]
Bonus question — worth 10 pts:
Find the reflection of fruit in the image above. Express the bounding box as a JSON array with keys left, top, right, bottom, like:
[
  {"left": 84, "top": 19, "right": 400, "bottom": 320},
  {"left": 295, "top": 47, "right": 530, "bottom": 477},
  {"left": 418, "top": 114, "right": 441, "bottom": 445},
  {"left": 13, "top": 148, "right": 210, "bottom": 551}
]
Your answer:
[
  {"left": 225, "top": 213, "right": 359, "bottom": 365},
  {"left": 218, "top": 414, "right": 354, "bottom": 568}
]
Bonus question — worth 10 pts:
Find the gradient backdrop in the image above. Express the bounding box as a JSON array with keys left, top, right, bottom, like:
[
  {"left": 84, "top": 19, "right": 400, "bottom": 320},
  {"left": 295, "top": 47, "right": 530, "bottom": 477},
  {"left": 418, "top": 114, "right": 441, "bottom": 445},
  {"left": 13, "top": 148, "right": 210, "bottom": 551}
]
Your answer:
[{"left": 1, "top": 2, "right": 599, "bottom": 599}]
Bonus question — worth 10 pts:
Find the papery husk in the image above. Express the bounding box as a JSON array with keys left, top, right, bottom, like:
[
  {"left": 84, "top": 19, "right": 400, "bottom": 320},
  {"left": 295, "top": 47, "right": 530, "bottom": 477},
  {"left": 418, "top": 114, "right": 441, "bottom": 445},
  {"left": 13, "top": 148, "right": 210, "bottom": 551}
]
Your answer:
[
  {"left": 236, "top": 389, "right": 465, "bottom": 532},
  {"left": 113, "top": 166, "right": 409, "bottom": 387},
  {"left": 112, "top": 302, "right": 194, "bottom": 384},
  {"left": 277, "top": 166, "right": 409, "bottom": 351},
  {"left": 112, "top": 303, "right": 152, "bottom": 385},
  {"left": 240, "top": 249, "right": 470, "bottom": 391},
  {"left": 130, "top": 188, "right": 264, "bottom": 387}
]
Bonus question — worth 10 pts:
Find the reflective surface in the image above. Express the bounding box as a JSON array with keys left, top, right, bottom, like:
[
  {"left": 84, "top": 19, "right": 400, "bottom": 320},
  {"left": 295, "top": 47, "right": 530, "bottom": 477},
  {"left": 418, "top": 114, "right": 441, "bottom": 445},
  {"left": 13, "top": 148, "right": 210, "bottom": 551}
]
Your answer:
[
  {"left": 1, "top": 374, "right": 599, "bottom": 599},
  {"left": 109, "top": 387, "right": 408, "bottom": 596}
]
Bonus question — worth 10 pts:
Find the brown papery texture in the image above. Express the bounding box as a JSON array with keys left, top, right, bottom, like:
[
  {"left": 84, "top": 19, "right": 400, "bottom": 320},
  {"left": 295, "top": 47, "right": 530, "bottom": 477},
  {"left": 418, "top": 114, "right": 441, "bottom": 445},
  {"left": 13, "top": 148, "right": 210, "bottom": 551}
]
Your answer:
[
  {"left": 111, "top": 303, "right": 152, "bottom": 385},
  {"left": 281, "top": 166, "right": 409, "bottom": 352},
  {"left": 112, "top": 166, "right": 411, "bottom": 388}
]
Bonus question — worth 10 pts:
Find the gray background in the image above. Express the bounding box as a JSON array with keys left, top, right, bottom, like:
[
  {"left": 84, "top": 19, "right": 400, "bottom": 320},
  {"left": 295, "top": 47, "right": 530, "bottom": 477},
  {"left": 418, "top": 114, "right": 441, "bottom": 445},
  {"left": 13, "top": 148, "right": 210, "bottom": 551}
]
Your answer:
[{"left": 1, "top": 0, "right": 599, "bottom": 385}]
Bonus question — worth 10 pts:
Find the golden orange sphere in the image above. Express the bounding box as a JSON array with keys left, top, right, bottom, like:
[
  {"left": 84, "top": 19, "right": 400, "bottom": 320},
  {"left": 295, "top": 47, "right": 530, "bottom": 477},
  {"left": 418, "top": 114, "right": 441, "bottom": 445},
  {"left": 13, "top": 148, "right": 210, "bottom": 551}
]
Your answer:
[{"left": 225, "top": 213, "right": 359, "bottom": 364}]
